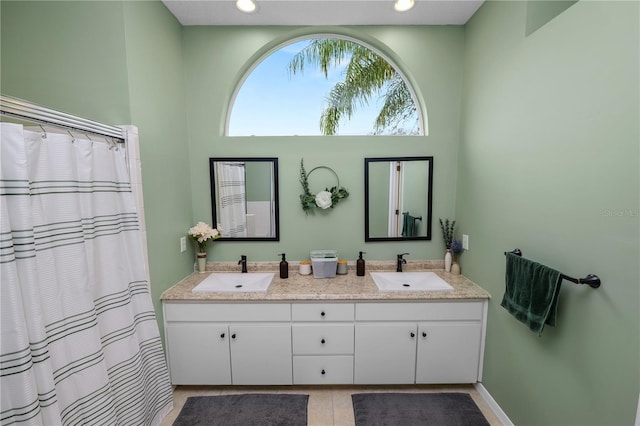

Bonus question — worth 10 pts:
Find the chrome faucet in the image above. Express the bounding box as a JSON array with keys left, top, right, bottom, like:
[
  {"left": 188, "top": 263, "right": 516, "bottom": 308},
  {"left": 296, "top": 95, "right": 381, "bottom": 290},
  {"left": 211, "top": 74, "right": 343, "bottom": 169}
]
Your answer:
[
  {"left": 396, "top": 253, "right": 409, "bottom": 272},
  {"left": 238, "top": 255, "right": 247, "bottom": 273}
]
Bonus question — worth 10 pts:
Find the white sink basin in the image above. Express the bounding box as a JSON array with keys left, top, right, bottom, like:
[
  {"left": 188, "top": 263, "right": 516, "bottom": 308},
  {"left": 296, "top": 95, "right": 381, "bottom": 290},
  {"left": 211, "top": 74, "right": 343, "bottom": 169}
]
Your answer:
[
  {"left": 370, "top": 271, "right": 454, "bottom": 292},
  {"left": 192, "top": 272, "right": 275, "bottom": 293}
]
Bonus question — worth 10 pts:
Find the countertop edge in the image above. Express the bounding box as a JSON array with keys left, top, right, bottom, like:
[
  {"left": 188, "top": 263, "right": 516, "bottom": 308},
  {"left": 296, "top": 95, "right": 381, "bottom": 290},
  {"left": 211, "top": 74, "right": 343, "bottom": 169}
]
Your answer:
[{"left": 161, "top": 261, "right": 491, "bottom": 302}]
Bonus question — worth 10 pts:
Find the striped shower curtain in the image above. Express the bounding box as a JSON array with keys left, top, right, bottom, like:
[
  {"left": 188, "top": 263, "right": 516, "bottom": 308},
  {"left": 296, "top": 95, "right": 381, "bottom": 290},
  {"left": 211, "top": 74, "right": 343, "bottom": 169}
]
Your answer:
[
  {"left": 0, "top": 123, "right": 172, "bottom": 425},
  {"left": 214, "top": 162, "right": 247, "bottom": 238}
]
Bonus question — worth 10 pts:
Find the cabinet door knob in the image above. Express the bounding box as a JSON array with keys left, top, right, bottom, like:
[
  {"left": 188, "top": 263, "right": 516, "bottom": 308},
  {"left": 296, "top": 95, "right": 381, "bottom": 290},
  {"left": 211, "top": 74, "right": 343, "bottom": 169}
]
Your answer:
[
  {"left": 321, "top": 369, "right": 326, "bottom": 375},
  {"left": 220, "top": 333, "right": 226, "bottom": 339},
  {"left": 231, "top": 333, "right": 237, "bottom": 339},
  {"left": 320, "top": 311, "right": 326, "bottom": 317},
  {"left": 422, "top": 331, "right": 427, "bottom": 338},
  {"left": 410, "top": 332, "right": 416, "bottom": 338},
  {"left": 321, "top": 338, "right": 326, "bottom": 344}
]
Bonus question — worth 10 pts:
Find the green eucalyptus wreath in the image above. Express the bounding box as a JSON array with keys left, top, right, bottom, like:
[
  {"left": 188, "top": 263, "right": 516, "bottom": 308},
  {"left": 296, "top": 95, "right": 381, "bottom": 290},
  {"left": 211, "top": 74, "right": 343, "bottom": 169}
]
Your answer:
[{"left": 299, "top": 159, "right": 349, "bottom": 214}]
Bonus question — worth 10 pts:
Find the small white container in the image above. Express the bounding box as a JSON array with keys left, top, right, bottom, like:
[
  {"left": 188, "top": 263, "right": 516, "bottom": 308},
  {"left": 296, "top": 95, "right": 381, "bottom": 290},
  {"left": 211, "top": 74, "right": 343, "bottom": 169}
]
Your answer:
[
  {"left": 310, "top": 250, "right": 338, "bottom": 279},
  {"left": 299, "top": 262, "right": 312, "bottom": 275}
]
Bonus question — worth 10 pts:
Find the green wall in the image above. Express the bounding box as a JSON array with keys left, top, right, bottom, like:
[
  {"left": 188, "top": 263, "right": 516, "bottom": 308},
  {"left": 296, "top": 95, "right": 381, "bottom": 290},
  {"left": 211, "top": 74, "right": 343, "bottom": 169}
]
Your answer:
[
  {"left": 457, "top": 1, "right": 639, "bottom": 425},
  {"left": 1, "top": 0, "right": 195, "bottom": 338},
  {"left": 245, "top": 162, "right": 272, "bottom": 201},
  {"left": 1, "top": 1, "right": 131, "bottom": 125},
  {"left": 121, "top": 1, "right": 194, "bottom": 329},
  {"left": 182, "top": 26, "right": 463, "bottom": 262}
]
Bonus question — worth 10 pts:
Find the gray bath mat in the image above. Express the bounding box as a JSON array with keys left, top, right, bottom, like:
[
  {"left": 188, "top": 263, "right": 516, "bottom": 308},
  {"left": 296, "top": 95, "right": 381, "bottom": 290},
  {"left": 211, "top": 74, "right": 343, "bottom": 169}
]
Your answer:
[
  {"left": 173, "top": 393, "right": 308, "bottom": 426},
  {"left": 352, "top": 392, "right": 490, "bottom": 426}
]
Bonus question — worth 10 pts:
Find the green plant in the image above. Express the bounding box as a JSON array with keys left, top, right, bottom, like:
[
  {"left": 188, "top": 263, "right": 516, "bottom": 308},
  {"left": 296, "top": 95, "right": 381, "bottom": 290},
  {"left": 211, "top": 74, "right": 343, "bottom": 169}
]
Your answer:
[
  {"left": 288, "top": 38, "right": 419, "bottom": 135},
  {"left": 439, "top": 218, "right": 456, "bottom": 249}
]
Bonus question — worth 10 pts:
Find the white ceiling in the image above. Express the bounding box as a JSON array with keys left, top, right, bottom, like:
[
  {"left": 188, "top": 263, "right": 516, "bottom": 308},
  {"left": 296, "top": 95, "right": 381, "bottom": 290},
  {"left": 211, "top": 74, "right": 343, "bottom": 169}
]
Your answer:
[{"left": 162, "top": 0, "right": 485, "bottom": 26}]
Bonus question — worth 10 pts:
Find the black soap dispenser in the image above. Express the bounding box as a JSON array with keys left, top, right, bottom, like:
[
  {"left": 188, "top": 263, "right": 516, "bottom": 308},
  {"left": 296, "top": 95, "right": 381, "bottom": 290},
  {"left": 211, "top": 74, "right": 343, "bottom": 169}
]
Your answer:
[
  {"left": 278, "top": 253, "right": 289, "bottom": 279},
  {"left": 357, "top": 251, "right": 366, "bottom": 276}
]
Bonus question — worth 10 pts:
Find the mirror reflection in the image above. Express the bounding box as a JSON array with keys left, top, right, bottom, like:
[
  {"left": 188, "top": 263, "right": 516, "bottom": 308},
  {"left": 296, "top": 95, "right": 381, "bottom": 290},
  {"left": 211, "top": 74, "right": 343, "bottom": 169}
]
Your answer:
[
  {"left": 365, "top": 157, "right": 433, "bottom": 241},
  {"left": 209, "top": 158, "right": 279, "bottom": 241}
]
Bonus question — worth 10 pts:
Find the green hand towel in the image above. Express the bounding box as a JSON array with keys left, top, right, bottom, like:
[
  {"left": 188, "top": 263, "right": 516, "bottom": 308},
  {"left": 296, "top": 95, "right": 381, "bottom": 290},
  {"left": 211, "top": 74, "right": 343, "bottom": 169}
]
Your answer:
[
  {"left": 500, "top": 253, "right": 562, "bottom": 336},
  {"left": 401, "top": 212, "right": 416, "bottom": 237}
]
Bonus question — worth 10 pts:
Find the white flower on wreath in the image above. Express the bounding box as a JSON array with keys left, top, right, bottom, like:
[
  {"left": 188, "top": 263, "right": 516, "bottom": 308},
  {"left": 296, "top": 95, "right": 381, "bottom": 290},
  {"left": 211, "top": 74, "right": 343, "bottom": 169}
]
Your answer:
[{"left": 315, "top": 191, "right": 333, "bottom": 209}]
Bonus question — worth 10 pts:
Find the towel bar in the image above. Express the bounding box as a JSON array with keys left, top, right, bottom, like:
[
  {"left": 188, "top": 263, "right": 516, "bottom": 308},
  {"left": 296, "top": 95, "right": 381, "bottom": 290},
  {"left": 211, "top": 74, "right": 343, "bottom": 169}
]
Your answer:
[
  {"left": 504, "top": 249, "right": 601, "bottom": 289},
  {"left": 402, "top": 212, "right": 422, "bottom": 221}
]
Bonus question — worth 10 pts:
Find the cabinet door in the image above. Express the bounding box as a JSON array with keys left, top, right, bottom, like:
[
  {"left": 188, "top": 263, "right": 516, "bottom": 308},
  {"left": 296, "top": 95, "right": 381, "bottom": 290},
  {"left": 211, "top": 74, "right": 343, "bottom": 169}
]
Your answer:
[
  {"left": 416, "top": 322, "right": 482, "bottom": 384},
  {"left": 354, "top": 323, "right": 417, "bottom": 384},
  {"left": 166, "top": 322, "right": 231, "bottom": 385},
  {"left": 229, "top": 324, "right": 292, "bottom": 385}
]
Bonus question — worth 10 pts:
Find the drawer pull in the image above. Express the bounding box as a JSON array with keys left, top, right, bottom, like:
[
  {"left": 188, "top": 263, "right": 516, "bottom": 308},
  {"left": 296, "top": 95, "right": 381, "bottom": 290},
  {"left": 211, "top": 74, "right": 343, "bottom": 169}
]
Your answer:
[
  {"left": 231, "top": 333, "right": 237, "bottom": 340},
  {"left": 321, "top": 369, "right": 326, "bottom": 375},
  {"left": 220, "top": 333, "right": 226, "bottom": 339},
  {"left": 410, "top": 332, "right": 415, "bottom": 338},
  {"left": 321, "top": 338, "right": 326, "bottom": 344},
  {"left": 422, "top": 331, "right": 427, "bottom": 338},
  {"left": 320, "top": 311, "right": 326, "bottom": 317}
]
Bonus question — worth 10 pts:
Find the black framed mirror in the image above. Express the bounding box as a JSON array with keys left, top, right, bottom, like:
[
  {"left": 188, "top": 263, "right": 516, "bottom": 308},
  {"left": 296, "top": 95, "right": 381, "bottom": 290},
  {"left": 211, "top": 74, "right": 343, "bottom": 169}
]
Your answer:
[
  {"left": 364, "top": 156, "right": 433, "bottom": 242},
  {"left": 210, "top": 157, "right": 279, "bottom": 241}
]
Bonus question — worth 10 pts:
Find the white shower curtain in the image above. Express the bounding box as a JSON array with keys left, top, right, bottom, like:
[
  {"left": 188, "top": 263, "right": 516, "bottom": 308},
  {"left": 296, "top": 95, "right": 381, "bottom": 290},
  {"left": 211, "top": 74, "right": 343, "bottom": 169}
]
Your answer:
[
  {"left": 0, "top": 123, "right": 172, "bottom": 425},
  {"left": 215, "top": 162, "right": 247, "bottom": 238}
]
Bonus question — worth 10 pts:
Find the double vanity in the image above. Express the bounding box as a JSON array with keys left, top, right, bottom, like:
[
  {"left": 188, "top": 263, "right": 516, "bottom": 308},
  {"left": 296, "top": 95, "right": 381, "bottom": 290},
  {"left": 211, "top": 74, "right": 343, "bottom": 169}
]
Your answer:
[{"left": 161, "top": 261, "right": 490, "bottom": 386}]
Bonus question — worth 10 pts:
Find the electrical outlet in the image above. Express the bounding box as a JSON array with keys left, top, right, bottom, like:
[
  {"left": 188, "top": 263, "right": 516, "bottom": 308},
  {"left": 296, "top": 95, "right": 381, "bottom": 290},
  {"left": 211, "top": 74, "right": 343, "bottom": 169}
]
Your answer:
[
  {"left": 462, "top": 234, "right": 469, "bottom": 250},
  {"left": 180, "top": 236, "right": 187, "bottom": 253}
]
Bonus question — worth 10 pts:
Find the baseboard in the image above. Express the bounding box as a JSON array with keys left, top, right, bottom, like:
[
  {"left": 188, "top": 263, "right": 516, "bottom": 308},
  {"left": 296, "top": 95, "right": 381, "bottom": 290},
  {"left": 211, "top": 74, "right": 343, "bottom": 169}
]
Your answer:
[{"left": 474, "top": 383, "right": 514, "bottom": 426}]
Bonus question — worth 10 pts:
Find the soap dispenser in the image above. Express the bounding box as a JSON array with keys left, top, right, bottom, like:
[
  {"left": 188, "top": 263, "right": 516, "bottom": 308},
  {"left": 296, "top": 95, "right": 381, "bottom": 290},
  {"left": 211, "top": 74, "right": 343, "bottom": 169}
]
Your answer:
[
  {"left": 356, "top": 251, "right": 366, "bottom": 276},
  {"left": 278, "top": 253, "right": 289, "bottom": 279}
]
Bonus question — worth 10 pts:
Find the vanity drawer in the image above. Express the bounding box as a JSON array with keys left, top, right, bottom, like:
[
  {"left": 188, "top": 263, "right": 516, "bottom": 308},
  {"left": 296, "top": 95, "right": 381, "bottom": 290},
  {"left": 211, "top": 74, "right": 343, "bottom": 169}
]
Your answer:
[
  {"left": 355, "top": 302, "right": 483, "bottom": 321},
  {"left": 292, "top": 303, "right": 354, "bottom": 322},
  {"left": 293, "top": 356, "right": 354, "bottom": 384},
  {"left": 292, "top": 324, "right": 354, "bottom": 355},
  {"left": 164, "top": 303, "right": 291, "bottom": 322}
]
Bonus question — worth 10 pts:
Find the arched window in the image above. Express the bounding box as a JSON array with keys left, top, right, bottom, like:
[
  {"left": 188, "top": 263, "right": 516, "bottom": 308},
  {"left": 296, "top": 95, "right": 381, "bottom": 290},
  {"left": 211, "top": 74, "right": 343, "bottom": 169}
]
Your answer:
[{"left": 227, "top": 36, "right": 425, "bottom": 136}]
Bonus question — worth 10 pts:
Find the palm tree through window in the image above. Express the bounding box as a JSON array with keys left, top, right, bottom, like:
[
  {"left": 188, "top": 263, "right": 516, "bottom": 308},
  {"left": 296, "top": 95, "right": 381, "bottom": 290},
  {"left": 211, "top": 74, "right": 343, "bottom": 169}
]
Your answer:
[{"left": 228, "top": 37, "right": 422, "bottom": 136}]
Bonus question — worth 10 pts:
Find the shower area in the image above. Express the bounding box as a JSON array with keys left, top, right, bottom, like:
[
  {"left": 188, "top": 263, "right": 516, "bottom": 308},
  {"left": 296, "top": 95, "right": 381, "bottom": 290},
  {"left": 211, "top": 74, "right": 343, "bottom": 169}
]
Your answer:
[{"left": 0, "top": 95, "right": 173, "bottom": 425}]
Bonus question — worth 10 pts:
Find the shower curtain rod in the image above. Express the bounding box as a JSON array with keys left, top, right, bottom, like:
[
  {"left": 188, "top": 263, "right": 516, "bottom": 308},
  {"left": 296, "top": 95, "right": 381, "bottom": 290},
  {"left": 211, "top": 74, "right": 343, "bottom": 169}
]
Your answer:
[{"left": 0, "top": 94, "right": 125, "bottom": 142}]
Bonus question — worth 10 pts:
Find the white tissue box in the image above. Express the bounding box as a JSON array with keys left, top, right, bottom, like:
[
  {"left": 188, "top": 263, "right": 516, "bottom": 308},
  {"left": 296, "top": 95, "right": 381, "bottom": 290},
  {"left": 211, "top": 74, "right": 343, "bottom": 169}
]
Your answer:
[{"left": 310, "top": 250, "right": 338, "bottom": 279}]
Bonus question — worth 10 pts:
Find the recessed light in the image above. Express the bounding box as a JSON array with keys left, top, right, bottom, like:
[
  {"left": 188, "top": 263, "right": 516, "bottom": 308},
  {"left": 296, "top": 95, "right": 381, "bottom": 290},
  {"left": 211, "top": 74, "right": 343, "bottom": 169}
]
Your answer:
[
  {"left": 236, "top": 0, "right": 256, "bottom": 13},
  {"left": 394, "top": 0, "right": 415, "bottom": 12}
]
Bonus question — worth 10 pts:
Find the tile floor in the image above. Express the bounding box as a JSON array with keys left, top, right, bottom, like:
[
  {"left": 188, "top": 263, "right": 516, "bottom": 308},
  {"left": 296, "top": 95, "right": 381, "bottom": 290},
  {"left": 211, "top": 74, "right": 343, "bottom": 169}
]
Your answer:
[{"left": 161, "top": 384, "right": 503, "bottom": 425}]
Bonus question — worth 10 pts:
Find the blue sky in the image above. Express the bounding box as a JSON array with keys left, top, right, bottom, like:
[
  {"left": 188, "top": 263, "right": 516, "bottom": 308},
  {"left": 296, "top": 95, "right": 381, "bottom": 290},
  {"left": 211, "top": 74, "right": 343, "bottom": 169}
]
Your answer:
[{"left": 228, "top": 40, "right": 388, "bottom": 136}]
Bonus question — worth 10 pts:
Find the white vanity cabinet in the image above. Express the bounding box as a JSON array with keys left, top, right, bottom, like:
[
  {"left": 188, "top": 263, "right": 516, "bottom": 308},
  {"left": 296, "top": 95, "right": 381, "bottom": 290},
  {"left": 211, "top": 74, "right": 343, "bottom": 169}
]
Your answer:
[
  {"left": 228, "top": 323, "right": 292, "bottom": 384},
  {"left": 415, "top": 322, "right": 482, "bottom": 383},
  {"left": 165, "top": 322, "right": 231, "bottom": 385},
  {"left": 291, "top": 303, "right": 355, "bottom": 384},
  {"left": 354, "top": 301, "right": 486, "bottom": 385},
  {"left": 163, "top": 303, "right": 292, "bottom": 385},
  {"left": 163, "top": 298, "right": 487, "bottom": 386},
  {"left": 354, "top": 322, "right": 418, "bottom": 384}
]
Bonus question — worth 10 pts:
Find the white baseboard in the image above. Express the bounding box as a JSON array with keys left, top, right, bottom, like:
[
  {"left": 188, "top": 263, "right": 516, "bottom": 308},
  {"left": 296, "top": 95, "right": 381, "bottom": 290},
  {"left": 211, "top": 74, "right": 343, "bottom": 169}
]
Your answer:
[{"left": 474, "top": 383, "right": 514, "bottom": 426}]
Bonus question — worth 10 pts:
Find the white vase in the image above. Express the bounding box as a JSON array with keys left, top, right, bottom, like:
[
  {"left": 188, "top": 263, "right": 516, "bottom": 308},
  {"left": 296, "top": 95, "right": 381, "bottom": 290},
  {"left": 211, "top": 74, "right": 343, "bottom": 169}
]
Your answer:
[
  {"left": 444, "top": 249, "right": 452, "bottom": 272},
  {"left": 197, "top": 252, "right": 207, "bottom": 273}
]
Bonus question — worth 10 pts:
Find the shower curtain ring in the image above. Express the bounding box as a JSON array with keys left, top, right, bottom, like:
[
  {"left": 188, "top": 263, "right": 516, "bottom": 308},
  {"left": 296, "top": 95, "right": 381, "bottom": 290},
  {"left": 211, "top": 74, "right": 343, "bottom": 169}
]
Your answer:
[{"left": 39, "top": 125, "right": 47, "bottom": 139}]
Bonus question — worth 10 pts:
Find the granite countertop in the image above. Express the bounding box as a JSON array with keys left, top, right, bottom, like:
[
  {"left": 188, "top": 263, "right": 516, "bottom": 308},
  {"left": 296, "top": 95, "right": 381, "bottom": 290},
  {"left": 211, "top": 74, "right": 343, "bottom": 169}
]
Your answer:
[{"left": 161, "top": 260, "right": 491, "bottom": 302}]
